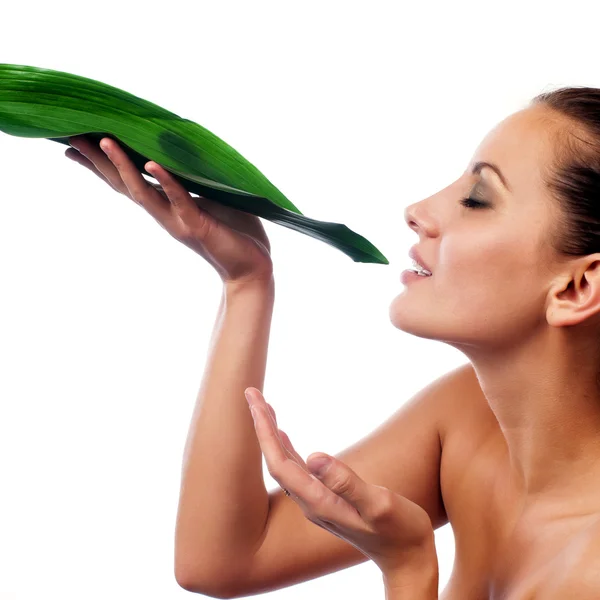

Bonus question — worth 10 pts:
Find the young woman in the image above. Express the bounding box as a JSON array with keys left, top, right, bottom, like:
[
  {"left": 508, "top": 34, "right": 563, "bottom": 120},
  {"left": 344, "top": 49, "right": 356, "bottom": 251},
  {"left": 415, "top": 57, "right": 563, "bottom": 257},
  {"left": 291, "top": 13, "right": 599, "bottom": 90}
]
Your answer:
[{"left": 66, "top": 86, "right": 600, "bottom": 599}]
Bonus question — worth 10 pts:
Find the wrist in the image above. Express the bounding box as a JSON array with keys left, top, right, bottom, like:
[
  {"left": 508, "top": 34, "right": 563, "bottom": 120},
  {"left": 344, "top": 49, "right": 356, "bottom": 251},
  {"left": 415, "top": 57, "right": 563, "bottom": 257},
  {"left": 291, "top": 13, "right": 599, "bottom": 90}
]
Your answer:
[
  {"left": 224, "top": 274, "right": 275, "bottom": 298},
  {"left": 383, "top": 550, "right": 439, "bottom": 600},
  {"left": 384, "top": 568, "right": 438, "bottom": 600}
]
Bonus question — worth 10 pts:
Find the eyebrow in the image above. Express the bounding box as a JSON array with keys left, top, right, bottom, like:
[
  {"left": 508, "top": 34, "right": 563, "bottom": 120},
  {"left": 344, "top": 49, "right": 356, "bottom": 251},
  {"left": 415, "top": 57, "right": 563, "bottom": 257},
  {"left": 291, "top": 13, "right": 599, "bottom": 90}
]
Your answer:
[{"left": 471, "top": 161, "right": 511, "bottom": 192}]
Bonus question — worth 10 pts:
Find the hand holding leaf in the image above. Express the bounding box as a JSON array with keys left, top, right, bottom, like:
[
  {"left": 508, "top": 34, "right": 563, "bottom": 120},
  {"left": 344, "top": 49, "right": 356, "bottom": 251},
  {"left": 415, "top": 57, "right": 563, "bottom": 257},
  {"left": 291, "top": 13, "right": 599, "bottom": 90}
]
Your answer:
[{"left": 0, "top": 63, "right": 388, "bottom": 265}]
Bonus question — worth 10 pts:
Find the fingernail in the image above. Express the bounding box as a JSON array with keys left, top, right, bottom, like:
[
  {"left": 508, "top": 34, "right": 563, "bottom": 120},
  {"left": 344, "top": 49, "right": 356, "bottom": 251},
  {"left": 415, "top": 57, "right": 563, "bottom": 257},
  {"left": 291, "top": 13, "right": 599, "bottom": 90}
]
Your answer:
[
  {"left": 249, "top": 405, "right": 258, "bottom": 423},
  {"left": 309, "top": 457, "right": 331, "bottom": 477}
]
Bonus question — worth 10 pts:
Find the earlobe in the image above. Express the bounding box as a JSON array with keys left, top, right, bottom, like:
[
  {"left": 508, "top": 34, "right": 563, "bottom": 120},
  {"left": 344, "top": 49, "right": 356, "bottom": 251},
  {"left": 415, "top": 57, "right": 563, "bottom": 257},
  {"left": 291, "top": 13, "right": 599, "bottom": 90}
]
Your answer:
[{"left": 546, "top": 304, "right": 574, "bottom": 328}]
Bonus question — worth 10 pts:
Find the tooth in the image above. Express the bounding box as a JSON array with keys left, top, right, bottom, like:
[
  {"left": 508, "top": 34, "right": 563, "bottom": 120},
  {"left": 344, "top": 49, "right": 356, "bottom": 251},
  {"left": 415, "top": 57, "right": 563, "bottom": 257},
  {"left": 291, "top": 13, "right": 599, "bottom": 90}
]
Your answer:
[{"left": 410, "top": 258, "right": 431, "bottom": 275}]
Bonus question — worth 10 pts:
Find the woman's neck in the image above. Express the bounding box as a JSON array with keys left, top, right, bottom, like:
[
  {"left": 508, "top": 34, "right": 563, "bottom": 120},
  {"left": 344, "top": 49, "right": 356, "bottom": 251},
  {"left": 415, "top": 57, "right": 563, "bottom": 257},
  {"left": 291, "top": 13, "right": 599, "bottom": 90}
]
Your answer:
[{"left": 463, "top": 327, "right": 600, "bottom": 507}]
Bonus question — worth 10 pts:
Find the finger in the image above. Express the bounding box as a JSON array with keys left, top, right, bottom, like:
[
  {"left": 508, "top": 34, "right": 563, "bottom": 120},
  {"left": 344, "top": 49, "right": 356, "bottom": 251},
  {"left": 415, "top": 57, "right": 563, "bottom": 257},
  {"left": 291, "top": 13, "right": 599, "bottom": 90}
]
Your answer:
[
  {"left": 68, "top": 145, "right": 165, "bottom": 203},
  {"left": 69, "top": 137, "right": 128, "bottom": 193},
  {"left": 246, "top": 393, "right": 317, "bottom": 501},
  {"left": 307, "top": 454, "right": 384, "bottom": 524},
  {"left": 142, "top": 170, "right": 270, "bottom": 253},
  {"left": 263, "top": 402, "right": 298, "bottom": 460},
  {"left": 249, "top": 402, "right": 305, "bottom": 479},
  {"left": 249, "top": 396, "right": 302, "bottom": 465},
  {"left": 277, "top": 428, "right": 308, "bottom": 468},
  {"left": 246, "top": 391, "right": 361, "bottom": 528},
  {"left": 65, "top": 148, "right": 120, "bottom": 192},
  {"left": 261, "top": 402, "right": 307, "bottom": 468},
  {"left": 69, "top": 137, "right": 167, "bottom": 205},
  {"left": 144, "top": 161, "right": 200, "bottom": 218},
  {"left": 266, "top": 402, "right": 277, "bottom": 425},
  {"left": 98, "top": 139, "right": 172, "bottom": 222},
  {"left": 247, "top": 395, "right": 374, "bottom": 541}
]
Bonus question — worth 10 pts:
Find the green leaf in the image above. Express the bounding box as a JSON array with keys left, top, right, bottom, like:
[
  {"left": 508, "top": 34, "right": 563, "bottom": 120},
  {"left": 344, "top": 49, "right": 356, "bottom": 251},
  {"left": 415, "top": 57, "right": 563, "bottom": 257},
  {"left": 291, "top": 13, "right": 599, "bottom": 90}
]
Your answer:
[{"left": 0, "top": 63, "right": 389, "bottom": 264}]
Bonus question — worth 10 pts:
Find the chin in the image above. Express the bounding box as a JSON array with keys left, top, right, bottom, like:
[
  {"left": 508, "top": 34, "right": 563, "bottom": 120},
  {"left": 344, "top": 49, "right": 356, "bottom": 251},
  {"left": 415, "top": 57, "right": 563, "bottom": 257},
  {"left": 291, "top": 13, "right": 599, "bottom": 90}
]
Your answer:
[
  {"left": 388, "top": 304, "right": 436, "bottom": 339},
  {"left": 388, "top": 290, "right": 427, "bottom": 328},
  {"left": 388, "top": 296, "right": 474, "bottom": 344}
]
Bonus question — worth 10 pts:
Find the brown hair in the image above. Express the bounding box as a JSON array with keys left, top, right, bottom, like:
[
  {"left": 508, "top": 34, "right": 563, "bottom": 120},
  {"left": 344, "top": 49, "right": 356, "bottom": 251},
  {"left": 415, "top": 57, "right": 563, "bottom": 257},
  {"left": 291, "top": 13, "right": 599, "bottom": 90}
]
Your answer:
[{"left": 531, "top": 87, "right": 600, "bottom": 257}]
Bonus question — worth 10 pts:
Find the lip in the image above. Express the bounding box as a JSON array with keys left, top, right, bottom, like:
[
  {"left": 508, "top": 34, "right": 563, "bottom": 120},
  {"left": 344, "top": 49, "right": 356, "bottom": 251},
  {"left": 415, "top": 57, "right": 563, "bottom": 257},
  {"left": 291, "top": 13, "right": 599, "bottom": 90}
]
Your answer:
[
  {"left": 408, "top": 246, "right": 432, "bottom": 273},
  {"left": 400, "top": 269, "right": 432, "bottom": 285}
]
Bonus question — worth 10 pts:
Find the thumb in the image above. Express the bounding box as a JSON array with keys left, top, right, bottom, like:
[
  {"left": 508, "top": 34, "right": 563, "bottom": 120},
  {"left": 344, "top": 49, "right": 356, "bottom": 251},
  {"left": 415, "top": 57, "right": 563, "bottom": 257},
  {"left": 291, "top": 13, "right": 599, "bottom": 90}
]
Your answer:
[{"left": 307, "top": 453, "right": 373, "bottom": 513}]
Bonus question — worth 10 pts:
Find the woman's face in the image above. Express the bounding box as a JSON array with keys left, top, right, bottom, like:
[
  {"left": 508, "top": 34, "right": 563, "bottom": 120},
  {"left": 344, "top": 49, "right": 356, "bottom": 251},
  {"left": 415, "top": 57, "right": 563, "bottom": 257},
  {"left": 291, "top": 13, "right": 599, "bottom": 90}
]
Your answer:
[{"left": 389, "top": 104, "right": 567, "bottom": 350}]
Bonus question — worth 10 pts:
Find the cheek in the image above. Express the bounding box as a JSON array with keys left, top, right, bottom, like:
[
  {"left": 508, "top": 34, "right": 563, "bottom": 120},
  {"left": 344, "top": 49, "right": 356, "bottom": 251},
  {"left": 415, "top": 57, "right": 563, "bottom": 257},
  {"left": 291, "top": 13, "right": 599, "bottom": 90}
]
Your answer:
[
  {"left": 437, "top": 240, "right": 539, "bottom": 308},
  {"left": 441, "top": 232, "right": 531, "bottom": 280},
  {"left": 448, "top": 242, "right": 545, "bottom": 320}
]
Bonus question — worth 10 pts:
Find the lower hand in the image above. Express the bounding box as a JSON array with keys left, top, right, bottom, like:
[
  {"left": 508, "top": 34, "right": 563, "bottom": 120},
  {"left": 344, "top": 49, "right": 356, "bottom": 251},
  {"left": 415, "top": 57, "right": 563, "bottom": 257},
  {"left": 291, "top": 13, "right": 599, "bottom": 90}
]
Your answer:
[{"left": 244, "top": 387, "right": 438, "bottom": 578}]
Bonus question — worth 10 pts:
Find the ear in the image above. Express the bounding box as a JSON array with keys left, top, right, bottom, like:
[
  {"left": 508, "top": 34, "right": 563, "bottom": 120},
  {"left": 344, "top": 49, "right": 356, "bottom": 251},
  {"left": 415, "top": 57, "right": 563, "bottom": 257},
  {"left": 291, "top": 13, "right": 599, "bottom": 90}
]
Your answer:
[{"left": 547, "top": 254, "right": 600, "bottom": 327}]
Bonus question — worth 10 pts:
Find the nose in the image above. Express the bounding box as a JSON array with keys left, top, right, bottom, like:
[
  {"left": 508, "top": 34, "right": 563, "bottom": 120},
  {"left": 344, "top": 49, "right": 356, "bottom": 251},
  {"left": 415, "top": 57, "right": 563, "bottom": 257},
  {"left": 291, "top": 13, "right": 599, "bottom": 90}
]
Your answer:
[
  {"left": 404, "top": 201, "right": 423, "bottom": 235},
  {"left": 404, "top": 198, "right": 440, "bottom": 240}
]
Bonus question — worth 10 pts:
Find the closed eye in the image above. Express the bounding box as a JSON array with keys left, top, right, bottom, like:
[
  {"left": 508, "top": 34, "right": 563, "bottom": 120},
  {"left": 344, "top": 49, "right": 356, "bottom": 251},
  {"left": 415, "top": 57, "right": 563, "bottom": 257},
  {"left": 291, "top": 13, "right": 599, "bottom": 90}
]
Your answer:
[{"left": 460, "top": 197, "right": 489, "bottom": 209}]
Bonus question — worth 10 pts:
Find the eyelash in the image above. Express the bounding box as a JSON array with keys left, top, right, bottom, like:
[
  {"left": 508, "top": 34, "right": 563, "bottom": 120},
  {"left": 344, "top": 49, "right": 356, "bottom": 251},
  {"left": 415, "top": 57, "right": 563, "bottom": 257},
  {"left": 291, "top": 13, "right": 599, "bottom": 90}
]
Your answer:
[{"left": 460, "top": 197, "right": 489, "bottom": 209}]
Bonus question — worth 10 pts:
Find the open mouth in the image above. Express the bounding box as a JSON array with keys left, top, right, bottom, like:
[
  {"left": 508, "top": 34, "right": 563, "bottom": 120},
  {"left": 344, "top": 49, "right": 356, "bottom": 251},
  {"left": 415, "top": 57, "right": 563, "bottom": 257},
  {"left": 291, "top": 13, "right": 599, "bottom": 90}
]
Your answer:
[{"left": 408, "top": 259, "right": 432, "bottom": 277}]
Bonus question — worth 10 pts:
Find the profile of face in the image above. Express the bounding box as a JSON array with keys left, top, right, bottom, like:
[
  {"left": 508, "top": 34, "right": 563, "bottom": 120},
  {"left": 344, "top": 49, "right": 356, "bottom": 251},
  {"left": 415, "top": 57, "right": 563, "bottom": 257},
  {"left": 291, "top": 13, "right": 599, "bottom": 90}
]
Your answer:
[{"left": 389, "top": 104, "right": 571, "bottom": 352}]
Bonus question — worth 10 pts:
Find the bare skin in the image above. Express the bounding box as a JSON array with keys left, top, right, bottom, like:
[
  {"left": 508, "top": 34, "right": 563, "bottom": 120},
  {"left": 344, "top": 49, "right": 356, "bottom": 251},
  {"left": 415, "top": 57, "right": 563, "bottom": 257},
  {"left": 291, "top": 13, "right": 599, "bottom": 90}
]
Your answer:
[
  {"left": 438, "top": 365, "right": 600, "bottom": 599},
  {"left": 65, "top": 108, "right": 600, "bottom": 598},
  {"left": 234, "top": 361, "right": 600, "bottom": 599},
  {"left": 394, "top": 103, "right": 600, "bottom": 598}
]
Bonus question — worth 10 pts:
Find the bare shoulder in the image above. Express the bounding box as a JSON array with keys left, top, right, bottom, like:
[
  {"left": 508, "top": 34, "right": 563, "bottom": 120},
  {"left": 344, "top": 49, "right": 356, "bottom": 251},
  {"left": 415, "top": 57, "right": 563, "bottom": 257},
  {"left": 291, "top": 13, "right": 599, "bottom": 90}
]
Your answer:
[
  {"left": 435, "top": 362, "right": 502, "bottom": 521},
  {"left": 432, "top": 361, "right": 494, "bottom": 445}
]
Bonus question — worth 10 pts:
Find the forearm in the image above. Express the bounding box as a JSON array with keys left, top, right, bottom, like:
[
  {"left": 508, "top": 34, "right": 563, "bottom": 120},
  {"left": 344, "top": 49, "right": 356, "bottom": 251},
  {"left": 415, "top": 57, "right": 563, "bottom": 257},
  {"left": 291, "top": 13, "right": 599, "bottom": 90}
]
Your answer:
[{"left": 174, "top": 277, "right": 275, "bottom": 590}]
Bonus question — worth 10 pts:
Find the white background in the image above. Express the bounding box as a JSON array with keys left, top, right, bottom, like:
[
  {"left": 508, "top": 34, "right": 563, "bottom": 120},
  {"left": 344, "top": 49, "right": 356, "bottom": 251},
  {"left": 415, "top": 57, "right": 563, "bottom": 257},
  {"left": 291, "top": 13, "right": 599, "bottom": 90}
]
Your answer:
[{"left": 1, "top": 1, "right": 598, "bottom": 598}]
